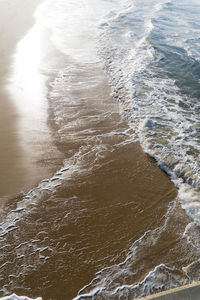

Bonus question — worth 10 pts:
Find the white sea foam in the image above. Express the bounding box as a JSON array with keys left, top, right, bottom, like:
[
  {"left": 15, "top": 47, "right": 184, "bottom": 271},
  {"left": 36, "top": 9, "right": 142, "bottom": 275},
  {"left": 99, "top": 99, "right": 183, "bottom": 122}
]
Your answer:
[
  {"left": 74, "top": 263, "right": 184, "bottom": 299},
  {"left": 74, "top": 201, "right": 181, "bottom": 299},
  {"left": 35, "top": 0, "right": 130, "bottom": 63},
  {"left": 0, "top": 153, "right": 78, "bottom": 242},
  {"left": 0, "top": 295, "right": 42, "bottom": 300}
]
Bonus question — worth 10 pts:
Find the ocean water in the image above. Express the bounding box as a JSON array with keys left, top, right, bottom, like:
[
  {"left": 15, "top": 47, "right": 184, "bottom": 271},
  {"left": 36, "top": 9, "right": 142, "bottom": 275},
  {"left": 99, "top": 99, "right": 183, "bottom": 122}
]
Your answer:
[
  {"left": 1, "top": 0, "right": 200, "bottom": 299},
  {"left": 98, "top": 0, "right": 200, "bottom": 211}
]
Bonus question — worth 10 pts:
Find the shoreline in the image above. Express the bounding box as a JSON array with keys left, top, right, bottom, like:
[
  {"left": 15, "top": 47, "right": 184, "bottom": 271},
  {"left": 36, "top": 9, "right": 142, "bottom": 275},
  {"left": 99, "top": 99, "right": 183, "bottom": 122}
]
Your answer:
[
  {"left": 0, "top": 59, "right": 181, "bottom": 299},
  {"left": 42, "top": 62, "right": 180, "bottom": 299},
  {"left": 0, "top": 1, "right": 192, "bottom": 299}
]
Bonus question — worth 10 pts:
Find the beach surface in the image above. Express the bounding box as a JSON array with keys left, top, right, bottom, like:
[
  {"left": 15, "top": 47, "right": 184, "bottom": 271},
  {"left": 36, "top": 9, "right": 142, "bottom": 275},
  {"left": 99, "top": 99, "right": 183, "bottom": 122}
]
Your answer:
[
  {"left": 0, "top": 0, "right": 62, "bottom": 200},
  {"left": 0, "top": 1, "right": 193, "bottom": 300}
]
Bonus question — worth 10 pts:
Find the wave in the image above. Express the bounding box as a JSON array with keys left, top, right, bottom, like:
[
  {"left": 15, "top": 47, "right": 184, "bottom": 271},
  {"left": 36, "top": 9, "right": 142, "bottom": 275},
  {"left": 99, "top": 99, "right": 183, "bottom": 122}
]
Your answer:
[
  {"left": 73, "top": 200, "right": 189, "bottom": 299},
  {"left": 1, "top": 0, "right": 200, "bottom": 299},
  {"left": 98, "top": 0, "right": 200, "bottom": 226}
]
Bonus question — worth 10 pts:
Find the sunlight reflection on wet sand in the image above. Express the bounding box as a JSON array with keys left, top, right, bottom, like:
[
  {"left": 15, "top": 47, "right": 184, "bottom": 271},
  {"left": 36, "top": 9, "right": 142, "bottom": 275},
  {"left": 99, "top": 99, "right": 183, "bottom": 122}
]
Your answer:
[{"left": 0, "top": 0, "right": 61, "bottom": 199}]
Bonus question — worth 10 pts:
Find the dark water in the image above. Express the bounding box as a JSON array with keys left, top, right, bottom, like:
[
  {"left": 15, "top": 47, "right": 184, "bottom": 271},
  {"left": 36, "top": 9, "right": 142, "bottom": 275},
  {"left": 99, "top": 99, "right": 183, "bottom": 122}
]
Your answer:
[{"left": 1, "top": 0, "right": 200, "bottom": 299}]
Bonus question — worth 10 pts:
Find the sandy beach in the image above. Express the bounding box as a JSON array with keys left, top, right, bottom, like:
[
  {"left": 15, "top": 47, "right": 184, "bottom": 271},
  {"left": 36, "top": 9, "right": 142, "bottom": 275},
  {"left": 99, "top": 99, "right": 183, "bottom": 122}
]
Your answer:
[{"left": 0, "top": 1, "right": 193, "bottom": 300}]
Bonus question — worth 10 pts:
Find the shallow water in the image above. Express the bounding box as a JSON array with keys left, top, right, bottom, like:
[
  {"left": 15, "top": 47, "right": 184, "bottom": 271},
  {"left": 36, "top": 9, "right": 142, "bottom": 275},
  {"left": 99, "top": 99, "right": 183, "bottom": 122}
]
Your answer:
[
  {"left": 1, "top": 0, "right": 200, "bottom": 299},
  {"left": 0, "top": 62, "right": 179, "bottom": 300}
]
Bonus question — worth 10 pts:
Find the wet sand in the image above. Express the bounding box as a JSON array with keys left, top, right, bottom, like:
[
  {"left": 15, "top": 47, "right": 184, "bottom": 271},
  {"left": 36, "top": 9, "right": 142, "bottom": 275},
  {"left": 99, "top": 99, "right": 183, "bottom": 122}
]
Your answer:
[{"left": 0, "top": 0, "right": 62, "bottom": 199}]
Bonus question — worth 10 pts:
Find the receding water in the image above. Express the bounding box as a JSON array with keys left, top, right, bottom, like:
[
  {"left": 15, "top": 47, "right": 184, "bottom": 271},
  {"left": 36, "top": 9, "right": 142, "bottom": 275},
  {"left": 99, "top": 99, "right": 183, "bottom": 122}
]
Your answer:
[{"left": 1, "top": 0, "right": 200, "bottom": 299}]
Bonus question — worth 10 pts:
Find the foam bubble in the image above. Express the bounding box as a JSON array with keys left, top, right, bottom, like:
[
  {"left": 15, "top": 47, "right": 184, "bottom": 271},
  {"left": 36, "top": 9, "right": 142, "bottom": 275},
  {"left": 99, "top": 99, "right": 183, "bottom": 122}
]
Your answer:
[{"left": 0, "top": 295, "right": 42, "bottom": 300}]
